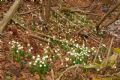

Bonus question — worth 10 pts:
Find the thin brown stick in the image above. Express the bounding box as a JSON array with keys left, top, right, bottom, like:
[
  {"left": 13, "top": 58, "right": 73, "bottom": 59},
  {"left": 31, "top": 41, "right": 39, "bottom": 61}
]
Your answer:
[
  {"left": 56, "top": 64, "right": 82, "bottom": 80},
  {"left": 29, "top": 34, "right": 49, "bottom": 43},
  {"left": 12, "top": 16, "right": 73, "bottom": 46},
  {"left": 95, "top": 1, "right": 120, "bottom": 31},
  {"left": 103, "top": 10, "right": 120, "bottom": 28},
  {"left": 18, "top": 8, "right": 39, "bottom": 15},
  {"left": 0, "top": 0, "right": 22, "bottom": 33},
  {"left": 93, "top": 38, "right": 103, "bottom": 64},
  {"left": 51, "top": 69, "right": 55, "bottom": 80},
  {"left": 104, "top": 37, "right": 114, "bottom": 66}
]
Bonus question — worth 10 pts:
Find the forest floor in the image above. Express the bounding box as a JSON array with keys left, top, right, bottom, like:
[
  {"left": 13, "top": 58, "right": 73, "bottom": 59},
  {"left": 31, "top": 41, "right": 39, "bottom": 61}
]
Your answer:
[{"left": 0, "top": 0, "right": 120, "bottom": 80}]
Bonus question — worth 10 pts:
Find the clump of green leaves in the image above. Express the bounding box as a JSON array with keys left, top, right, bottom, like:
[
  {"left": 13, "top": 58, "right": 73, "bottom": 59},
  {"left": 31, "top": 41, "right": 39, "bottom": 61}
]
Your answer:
[
  {"left": 29, "top": 55, "right": 49, "bottom": 80},
  {"left": 78, "top": 15, "right": 92, "bottom": 27},
  {"left": 60, "top": 42, "right": 70, "bottom": 51},
  {"left": 9, "top": 40, "right": 32, "bottom": 69},
  {"left": 66, "top": 45, "right": 89, "bottom": 65}
]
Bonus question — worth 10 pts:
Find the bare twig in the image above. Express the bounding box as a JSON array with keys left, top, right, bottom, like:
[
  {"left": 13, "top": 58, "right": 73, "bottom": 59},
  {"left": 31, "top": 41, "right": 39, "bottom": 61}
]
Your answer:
[
  {"left": 12, "top": 16, "right": 74, "bottom": 46},
  {"left": 103, "top": 10, "right": 120, "bottom": 28},
  {"left": 0, "top": 0, "right": 22, "bottom": 33},
  {"left": 51, "top": 69, "right": 55, "bottom": 80},
  {"left": 95, "top": 1, "right": 120, "bottom": 31},
  {"left": 29, "top": 34, "right": 49, "bottom": 43},
  {"left": 104, "top": 37, "right": 114, "bottom": 66},
  {"left": 56, "top": 64, "right": 82, "bottom": 80},
  {"left": 93, "top": 38, "right": 103, "bottom": 64},
  {"left": 18, "top": 8, "right": 39, "bottom": 15}
]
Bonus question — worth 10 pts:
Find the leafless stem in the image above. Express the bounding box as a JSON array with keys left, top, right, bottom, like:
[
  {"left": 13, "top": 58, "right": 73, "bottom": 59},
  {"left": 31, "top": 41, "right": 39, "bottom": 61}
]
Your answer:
[
  {"left": 0, "top": 0, "right": 22, "bottom": 33},
  {"left": 93, "top": 38, "right": 103, "bottom": 64},
  {"left": 95, "top": 1, "right": 120, "bottom": 31},
  {"left": 104, "top": 37, "right": 114, "bottom": 66}
]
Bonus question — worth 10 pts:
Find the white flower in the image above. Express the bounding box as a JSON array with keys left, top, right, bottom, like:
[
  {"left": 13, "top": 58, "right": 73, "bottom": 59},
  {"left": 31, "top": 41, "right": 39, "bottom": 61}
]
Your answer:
[
  {"left": 66, "top": 64, "right": 68, "bottom": 67},
  {"left": 16, "top": 50, "right": 19, "bottom": 53},
  {"left": 102, "top": 44, "right": 106, "bottom": 47},
  {"left": 65, "top": 57, "right": 69, "bottom": 61},
  {"left": 11, "top": 45, "right": 15, "bottom": 48},
  {"left": 55, "top": 50, "right": 58, "bottom": 53},
  {"left": 40, "top": 44, "right": 42, "bottom": 46},
  {"left": 18, "top": 44, "right": 21, "bottom": 47},
  {"left": 39, "top": 64, "right": 42, "bottom": 67},
  {"left": 8, "top": 42, "right": 11, "bottom": 44},
  {"left": 35, "top": 60, "right": 38, "bottom": 63},
  {"left": 53, "top": 36, "right": 56, "bottom": 39},
  {"left": 28, "top": 49, "right": 31, "bottom": 52},
  {"left": 88, "top": 50, "right": 91, "bottom": 52},
  {"left": 72, "top": 50, "right": 75, "bottom": 53},
  {"left": 94, "top": 50, "right": 97, "bottom": 53},
  {"left": 29, "top": 62, "right": 32, "bottom": 65},
  {"left": 57, "top": 53, "right": 61, "bottom": 56},
  {"left": 49, "top": 58, "right": 52, "bottom": 61},
  {"left": 12, "top": 40, "right": 15, "bottom": 44},
  {"left": 37, "top": 55, "right": 40, "bottom": 58},
  {"left": 42, "top": 57, "right": 46, "bottom": 61},
  {"left": 75, "top": 44, "right": 79, "bottom": 48},
  {"left": 30, "top": 47, "right": 33, "bottom": 50},
  {"left": 33, "top": 62, "right": 36, "bottom": 65},
  {"left": 57, "top": 48, "right": 60, "bottom": 51},
  {"left": 42, "top": 55, "right": 48, "bottom": 61},
  {"left": 27, "top": 43, "right": 30, "bottom": 47},
  {"left": 45, "top": 55, "right": 48, "bottom": 58},
  {"left": 44, "top": 64, "right": 46, "bottom": 67},
  {"left": 42, "top": 61, "right": 45, "bottom": 64},
  {"left": 46, "top": 46, "right": 49, "bottom": 49},
  {"left": 36, "top": 57, "right": 40, "bottom": 61},
  {"left": 40, "top": 61, "right": 43, "bottom": 64},
  {"left": 16, "top": 42, "right": 19, "bottom": 45},
  {"left": 18, "top": 46, "right": 23, "bottom": 50},
  {"left": 61, "top": 63, "right": 63, "bottom": 66},
  {"left": 44, "top": 50, "right": 48, "bottom": 53},
  {"left": 26, "top": 31, "right": 29, "bottom": 34},
  {"left": 73, "top": 61, "right": 76, "bottom": 63},
  {"left": 79, "top": 59, "right": 82, "bottom": 61},
  {"left": 65, "top": 40, "right": 68, "bottom": 43},
  {"left": 97, "top": 69, "right": 100, "bottom": 71},
  {"left": 32, "top": 56, "right": 35, "bottom": 59},
  {"left": 91, "top": 47, "right": 95, "bottom": 51},
  {"left": 70, "top": 38, "right": 73, "bottom": 41}
]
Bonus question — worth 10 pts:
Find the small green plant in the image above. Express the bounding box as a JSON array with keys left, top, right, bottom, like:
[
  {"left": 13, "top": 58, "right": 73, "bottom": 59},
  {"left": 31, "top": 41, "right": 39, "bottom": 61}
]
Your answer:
[
  {"left": 29, "top": 55, "right": 49, "bottom": 80},
  {"left": 66, "top": 44, "right": 89, "bottom": 65},
  {"left": 10, "top": 41, "right": 24, "bottom": 63},
  {"left": 60, "top": 42, "right": 70, "bottom": 51},
  {"left": 9, "top": 40, "right": 32, "bottom": 69}
]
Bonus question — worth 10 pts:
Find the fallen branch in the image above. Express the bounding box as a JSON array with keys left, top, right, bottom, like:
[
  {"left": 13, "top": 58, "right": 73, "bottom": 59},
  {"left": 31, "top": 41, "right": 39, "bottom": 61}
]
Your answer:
[
  {"left": 56, "top": 64, "right": 82, "bottom": 80},
  {"left": 103, "top": 10, "right": 120, "bottom": 28},
  {"left": 51, "top": 69, "right": 55, "bottom": 80},
  {"left": 93, "top": 38, "right": 103, "bottom": 64},
  {"left": 95, "top": 1, "right": 120, "bottom": 32},
  {"left": 18, "top": 8, "right": 39, "bottom": 15},
  {"left": 29, "top": 34, "right": 49, "bottom": 43},
  {"left": 0, "top": 0, "right": 22, "bottom": 33},
  {"left": 12, "top": 16, "right": 74, "bottom": 46},
  {"left": 103, "top": 37, "right": 114, "bottom": 66}
]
